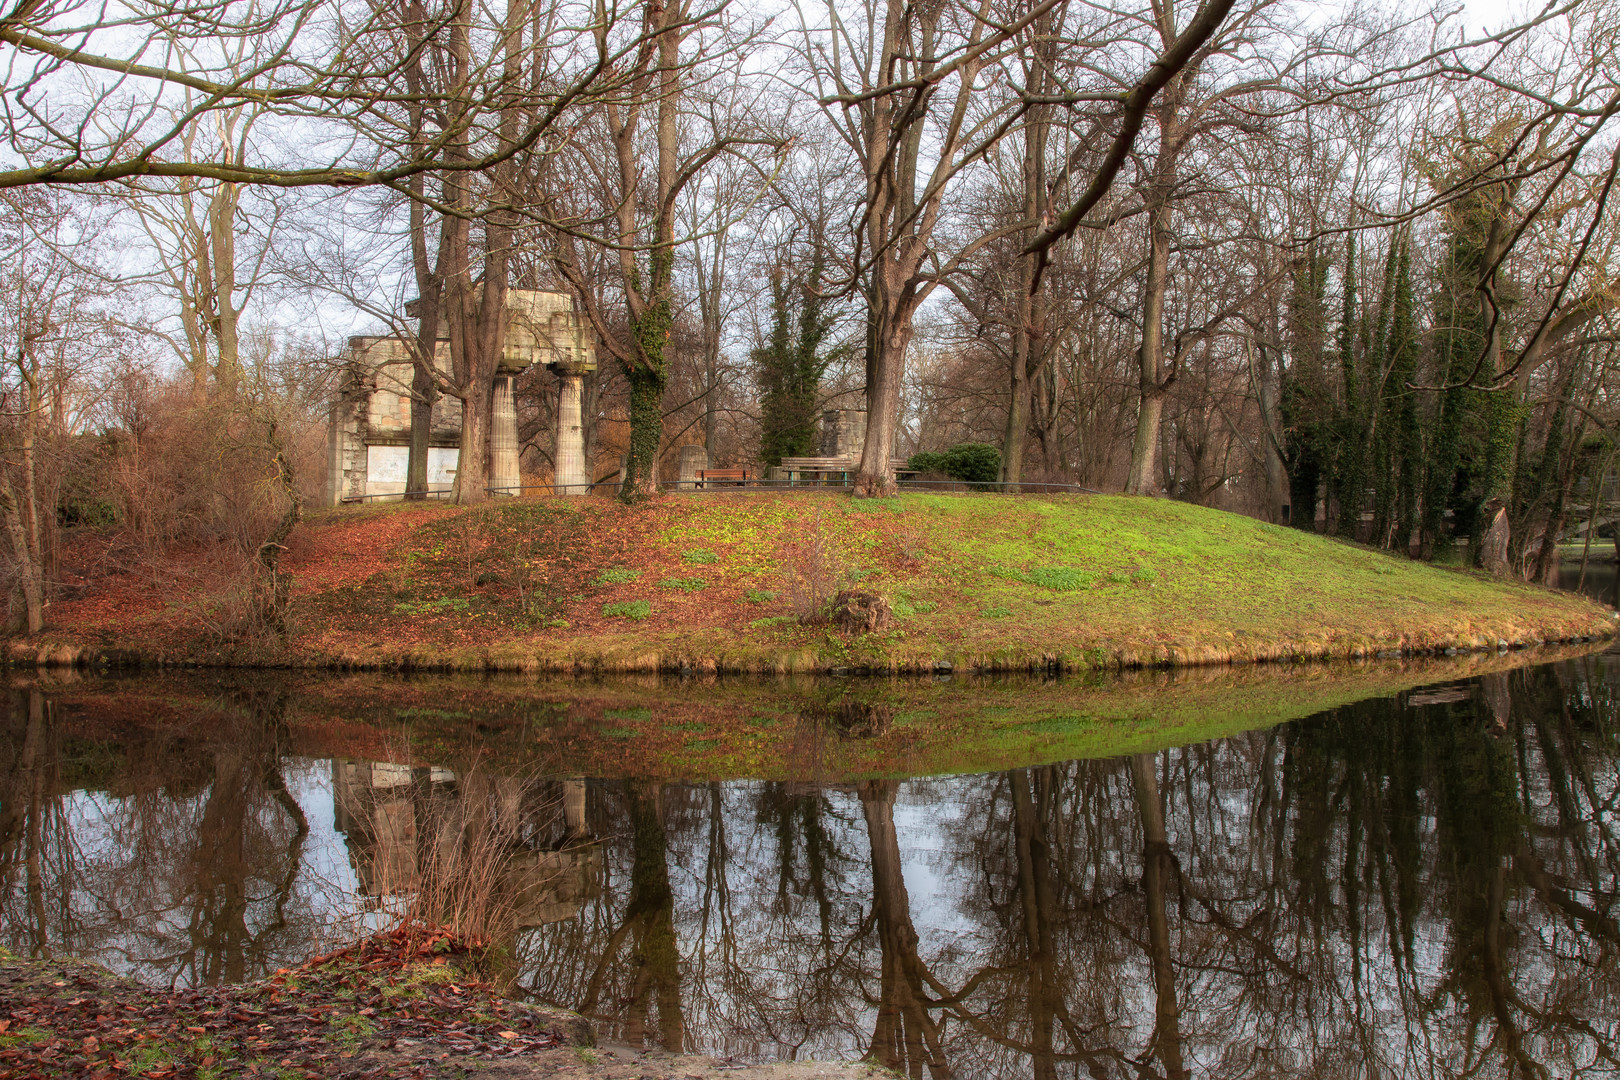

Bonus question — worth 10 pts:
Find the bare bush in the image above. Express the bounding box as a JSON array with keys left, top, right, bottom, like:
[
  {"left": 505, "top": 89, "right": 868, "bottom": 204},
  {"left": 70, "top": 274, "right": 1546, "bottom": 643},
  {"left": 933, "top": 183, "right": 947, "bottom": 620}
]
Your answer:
[
  {"left": 361, "top": 765, "right": 568, "bottom": 950},
  {"left": 783, "top": 509, "right": 852, "bottom": 623}
]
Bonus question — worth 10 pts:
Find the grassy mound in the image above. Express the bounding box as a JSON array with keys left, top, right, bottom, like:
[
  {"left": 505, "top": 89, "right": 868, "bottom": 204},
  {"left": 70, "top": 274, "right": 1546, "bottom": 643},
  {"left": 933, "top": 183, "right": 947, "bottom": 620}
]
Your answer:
[{"left": 25, "top": 491, "right": 1615, "bottom": 672}]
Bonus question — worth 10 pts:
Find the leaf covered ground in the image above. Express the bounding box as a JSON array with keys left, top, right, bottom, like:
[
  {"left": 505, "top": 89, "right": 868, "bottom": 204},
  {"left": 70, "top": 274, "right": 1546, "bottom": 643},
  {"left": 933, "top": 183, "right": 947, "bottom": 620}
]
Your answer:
[
  {"left": 0, "top": 928, "right": 892, "bottom": 1080},
  {"left": 34, "top": 491, "right": 1617, "bottom": 672}
]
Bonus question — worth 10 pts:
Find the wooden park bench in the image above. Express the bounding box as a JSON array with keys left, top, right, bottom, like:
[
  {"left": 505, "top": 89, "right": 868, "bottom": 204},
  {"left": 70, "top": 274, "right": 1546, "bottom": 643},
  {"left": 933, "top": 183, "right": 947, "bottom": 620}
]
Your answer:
[{"left": 695, "top": 467, "right": 751, "bottom": 487}]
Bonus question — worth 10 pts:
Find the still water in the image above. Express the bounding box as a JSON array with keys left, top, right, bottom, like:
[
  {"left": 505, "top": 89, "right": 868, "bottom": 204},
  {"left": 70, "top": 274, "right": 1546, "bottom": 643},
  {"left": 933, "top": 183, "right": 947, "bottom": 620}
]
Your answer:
[{"left": 2, "top": 653, "right": 1618, "bottom": 1078}]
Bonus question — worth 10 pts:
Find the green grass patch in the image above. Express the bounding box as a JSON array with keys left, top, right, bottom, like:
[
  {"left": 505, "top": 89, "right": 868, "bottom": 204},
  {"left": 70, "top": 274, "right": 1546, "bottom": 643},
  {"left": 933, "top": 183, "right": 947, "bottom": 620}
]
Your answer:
[
  {"left": 682, "top": 548, "right": 720, "bottom": 564},
  {"left": 892, "top": 595, "right": 938, "bottom": 618},
  {"left": 750, "top": 615, "right": 795, "bottom": 629},
  {"left": 993, "top": 566, "right": 1098, "bottom": 591},
  {"left": 593, "top": 567, "right": 642, "bottom": 586},
  {"left": 980, "top": 604, "right": 1013, "bottom": 618},
  {"left": 605, "top": 707, "right": 653, "bottom": 722},
  {"left": 743, "top": 588, "right": 778, "bottom": 603},
  {"left": 658, "top": 577, "right": 708, "bottom": 592},
  {"left": 602, "top": 599, "right": 651, "bottom": 620}
]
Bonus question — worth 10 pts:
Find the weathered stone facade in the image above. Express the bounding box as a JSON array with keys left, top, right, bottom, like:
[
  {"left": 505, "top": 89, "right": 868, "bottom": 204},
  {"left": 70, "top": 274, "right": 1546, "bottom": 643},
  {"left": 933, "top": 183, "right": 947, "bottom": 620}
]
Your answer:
[{"left": 327, "top": 289, "right": 596, "bottom": 504}]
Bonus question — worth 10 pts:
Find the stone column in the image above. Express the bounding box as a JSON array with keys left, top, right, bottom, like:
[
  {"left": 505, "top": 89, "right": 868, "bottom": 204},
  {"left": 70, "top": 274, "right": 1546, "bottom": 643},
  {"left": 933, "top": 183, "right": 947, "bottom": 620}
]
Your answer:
[
  {"left": 677, "top": 444, "right": 708, "bottom": 489},
  {"left": 553, "top": 370, "right": 588, "bottom": 495},
  {"left": 490, "top": 375, "right": 520, "bottom": 496},
  {"left": 561, "top": 778, "right": 590, "bottom": 842}
]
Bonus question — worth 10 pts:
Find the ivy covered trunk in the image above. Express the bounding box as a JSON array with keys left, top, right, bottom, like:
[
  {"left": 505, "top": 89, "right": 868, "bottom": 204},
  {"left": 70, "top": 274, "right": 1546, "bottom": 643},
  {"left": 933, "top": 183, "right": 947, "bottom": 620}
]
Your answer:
[{"left": 621, "top": 353, "right": 667, "bottom": 501}]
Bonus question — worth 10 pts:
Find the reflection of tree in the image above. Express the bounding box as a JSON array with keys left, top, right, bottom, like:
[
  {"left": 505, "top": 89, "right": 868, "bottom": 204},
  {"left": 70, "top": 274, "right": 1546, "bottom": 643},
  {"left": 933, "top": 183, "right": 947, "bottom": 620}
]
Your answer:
[
  {"left": 0, "top": 690, "right": 53, "bottom": 955},
  {"left": 0, "top": 680, "right": 322, "bottom": 984},
  {"left": 185, "top": 686, "right": 310, "bottom": 983},
  {"left": 859, "top": 779, "right": 950, "bottom": 1079},
  {"left": 1129, "top": 753, "right": 1186, "bottom": 1080},
  {"left": 579, "top": 780, "right": 685, "bottom": 1051}
]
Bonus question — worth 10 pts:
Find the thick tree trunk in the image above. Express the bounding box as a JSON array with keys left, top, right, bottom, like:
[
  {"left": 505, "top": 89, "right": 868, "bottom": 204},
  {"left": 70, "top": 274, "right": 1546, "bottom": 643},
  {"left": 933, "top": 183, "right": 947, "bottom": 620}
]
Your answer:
[
  {"left": 622, "top": 362, "right": 665, "bottom": 499},
  {"left": 0, "top": 473, "right": 43, "bottom": 633},
  {"left": 1126, "top": 200, "right": 1173, "bottom": 494},
  {"left": 854, "top": 295, "right": 914, "bottom": 498},
  {"left": 1127, "top": 388, "right": 1168, "bottom": 496}
]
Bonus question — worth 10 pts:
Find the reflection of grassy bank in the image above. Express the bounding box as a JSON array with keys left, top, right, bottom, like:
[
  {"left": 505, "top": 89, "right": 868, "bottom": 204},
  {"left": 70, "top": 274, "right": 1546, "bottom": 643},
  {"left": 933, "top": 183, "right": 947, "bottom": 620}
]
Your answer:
[
  {"left": 23, "top": 643, "right": 1607, "bottom": 782},
  {"left": 20, "top": 493, "right": 1616, "bottom": 674}
]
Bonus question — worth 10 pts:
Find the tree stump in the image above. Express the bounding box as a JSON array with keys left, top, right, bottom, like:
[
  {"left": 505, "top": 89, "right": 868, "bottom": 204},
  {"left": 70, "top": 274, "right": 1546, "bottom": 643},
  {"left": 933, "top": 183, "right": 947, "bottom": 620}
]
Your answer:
[{"left": 830, "top": 589, "right": 893, "bottom": 633}]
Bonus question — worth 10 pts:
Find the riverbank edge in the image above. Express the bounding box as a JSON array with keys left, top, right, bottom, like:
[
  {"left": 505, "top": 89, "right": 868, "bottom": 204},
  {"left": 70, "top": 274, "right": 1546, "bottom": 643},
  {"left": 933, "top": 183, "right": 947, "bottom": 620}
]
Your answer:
[
  {"left": 6, "top": 613, "right": 1616, "bottom": 675},
  {"left": 0, "top": 940, "right": 896, "bottom": 1080}
]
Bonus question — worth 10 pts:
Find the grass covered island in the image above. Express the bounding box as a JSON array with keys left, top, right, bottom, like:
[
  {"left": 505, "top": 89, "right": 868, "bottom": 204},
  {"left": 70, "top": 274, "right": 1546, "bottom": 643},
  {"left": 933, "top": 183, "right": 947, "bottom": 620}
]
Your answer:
[{"left": 20, "top": 491, "right": 1616, "bottom": 673}]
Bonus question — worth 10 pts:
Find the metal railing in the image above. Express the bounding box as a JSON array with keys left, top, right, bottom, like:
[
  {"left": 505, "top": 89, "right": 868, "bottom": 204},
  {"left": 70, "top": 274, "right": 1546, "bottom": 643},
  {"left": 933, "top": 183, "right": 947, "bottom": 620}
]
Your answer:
[
  {"left": 339, "top": 487, "right": 455, "bottom": 503},
  {"left": 478, "top": 477, "right": 1105, "bottom": 497}
]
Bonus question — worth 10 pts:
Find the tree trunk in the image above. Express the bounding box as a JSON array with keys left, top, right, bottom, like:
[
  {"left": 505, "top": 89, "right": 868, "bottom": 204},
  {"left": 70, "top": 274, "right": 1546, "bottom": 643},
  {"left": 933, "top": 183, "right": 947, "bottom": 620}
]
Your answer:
[
  {"left": 1252, "top": 342, "right": 1289, "bottom": 523},
  {"left": 854, "top": 283, "right": 915, "bottom": 498},
  {"left": 1124, "top": 68, "right": 1183, "bottom": 496},
  {"left": 0, "top": 473, "right": 43, "bottom": 633},
  {"left": 1130, "top": 753, "right": 1187, "bottom": 1080},
  {"left": 1000, "top": 45, "right": 1053, "bottom": 494}
]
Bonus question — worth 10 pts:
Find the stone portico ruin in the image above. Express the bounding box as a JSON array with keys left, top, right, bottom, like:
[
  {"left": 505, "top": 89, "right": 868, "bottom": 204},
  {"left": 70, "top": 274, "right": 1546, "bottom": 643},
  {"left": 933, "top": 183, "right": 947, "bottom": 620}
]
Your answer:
[{"left": 327, "top": 289, "right": 596, "bottom": 504}]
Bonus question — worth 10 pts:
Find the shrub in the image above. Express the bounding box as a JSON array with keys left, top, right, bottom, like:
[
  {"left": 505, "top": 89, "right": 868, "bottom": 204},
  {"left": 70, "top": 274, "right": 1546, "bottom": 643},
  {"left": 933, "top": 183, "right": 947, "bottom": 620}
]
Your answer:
[
  {"left": 602, "top": 599, "right": 651, "bottom": 620},
  {"left": 784, "top": 510, "right": 854, "bottom": 622},
  {"left": 907, "top": 442, "right": 1001, "bottom": 488}
]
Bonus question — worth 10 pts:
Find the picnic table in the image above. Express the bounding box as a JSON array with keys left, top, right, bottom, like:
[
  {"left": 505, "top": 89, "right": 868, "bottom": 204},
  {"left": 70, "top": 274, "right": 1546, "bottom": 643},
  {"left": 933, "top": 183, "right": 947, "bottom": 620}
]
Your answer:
[{"left": 776, "top": 456, "right": 916, "bottom": 484}]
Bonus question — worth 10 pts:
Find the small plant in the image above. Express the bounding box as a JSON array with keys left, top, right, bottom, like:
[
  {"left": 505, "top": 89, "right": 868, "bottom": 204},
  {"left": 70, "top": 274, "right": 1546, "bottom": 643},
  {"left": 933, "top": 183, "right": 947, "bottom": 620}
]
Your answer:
[
  {"left": 744, "top": 588, "right": 778, "bottom": 603},
  {"left": 980, "top": 604, "right": 1013, "bottom": 618},
  {"left": 604, "top": 707, "right": 653, "bottom": 721},
  {"left": 658, "top": 576, "right": 707, "bottom": 592},
  {"left": 750, "top": 615, "right": 794, "bottom": 629},
  {"left": 602, "top": 599, "right": 651, "bottom": 620},
  {"left": 393, "top": 596, "right": 472, "bottom": 615},
  {"left": 1105, "top": 571, "right": 1130, "bottom": 585},
  {"left": 891, "top": 595, "right": 938, "bottom": 618},
  {"left": 1130, "top": 567, "right": 1159, "bottom": 584},
  {"left": 593, "top": 566, "right": 642, "bottom": 586},
  {"left": 682, "top": 548, "right": 719, "bottom": 564}
]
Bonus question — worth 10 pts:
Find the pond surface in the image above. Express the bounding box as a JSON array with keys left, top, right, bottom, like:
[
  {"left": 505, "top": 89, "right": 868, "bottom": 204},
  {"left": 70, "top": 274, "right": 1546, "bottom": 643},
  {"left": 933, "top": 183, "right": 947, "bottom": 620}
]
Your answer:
[{"left": 2, "top": 652, "right": 1618, "bottom": 1079}]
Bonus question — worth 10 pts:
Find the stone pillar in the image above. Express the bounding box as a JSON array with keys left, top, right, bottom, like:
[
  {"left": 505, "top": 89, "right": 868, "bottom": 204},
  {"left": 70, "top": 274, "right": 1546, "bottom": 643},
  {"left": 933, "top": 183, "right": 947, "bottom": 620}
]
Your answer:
[
  {"left": 677, "top": 444, "right": 708, "bottom": 489},
  {"left": 553, "top": 371, "right": 588, "bottom": 495},
  {"left": 490, "top": 375, "right": 520, "bottom": 496},
  {"left": 561, "top": 778, "right": 589, "bottom": 842}
]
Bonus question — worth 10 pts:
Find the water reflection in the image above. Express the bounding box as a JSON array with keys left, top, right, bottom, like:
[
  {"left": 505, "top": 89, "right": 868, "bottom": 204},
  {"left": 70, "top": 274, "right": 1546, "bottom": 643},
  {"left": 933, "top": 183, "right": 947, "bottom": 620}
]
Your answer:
[{"left": 3, "top": 658, "right": 1618, "bottom": 1077}]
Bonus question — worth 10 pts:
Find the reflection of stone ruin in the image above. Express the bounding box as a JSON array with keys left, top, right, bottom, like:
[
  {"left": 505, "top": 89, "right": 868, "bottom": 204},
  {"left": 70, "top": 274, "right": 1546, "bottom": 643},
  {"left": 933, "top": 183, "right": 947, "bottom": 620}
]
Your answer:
[
  {"left": 326, "top": 289, "right": 597, "bottom": 504},
  {"left": 330, "top": 760, "right": 597, "bottom": 927}
]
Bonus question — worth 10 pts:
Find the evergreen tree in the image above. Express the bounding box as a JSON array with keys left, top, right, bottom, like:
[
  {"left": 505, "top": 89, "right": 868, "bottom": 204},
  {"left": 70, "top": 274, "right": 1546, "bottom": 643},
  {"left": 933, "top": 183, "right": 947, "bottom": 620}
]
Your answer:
[
  {"left": 1334, "top": 235, "right": 1365, "bottom": 539},
  {"left": 1280, "top": 244, "right": 1332, "bottom": 531},
  {"left": 755, "top": 248, "right": 836, "bottom": 467}
]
